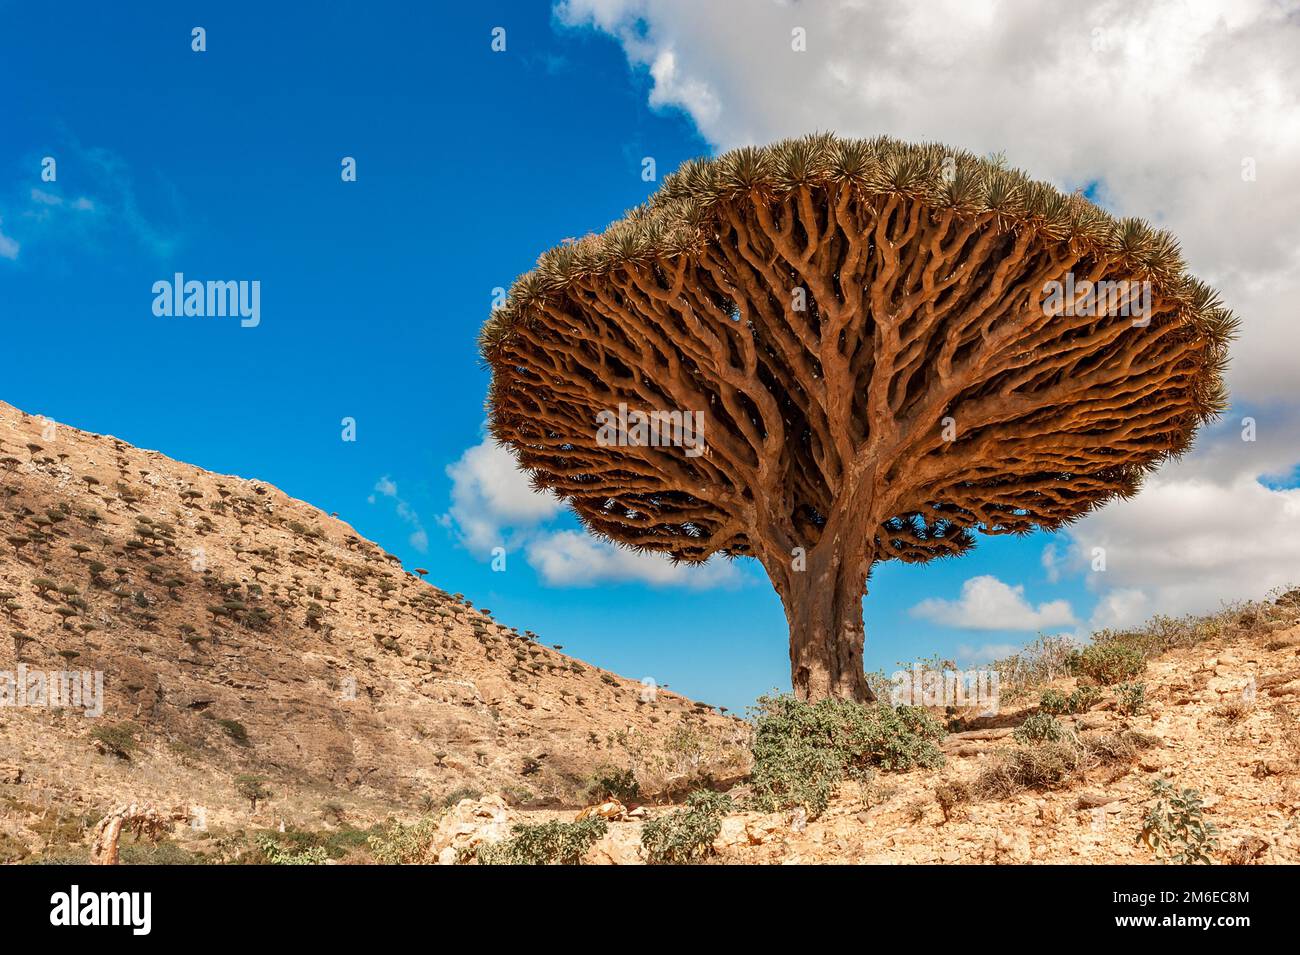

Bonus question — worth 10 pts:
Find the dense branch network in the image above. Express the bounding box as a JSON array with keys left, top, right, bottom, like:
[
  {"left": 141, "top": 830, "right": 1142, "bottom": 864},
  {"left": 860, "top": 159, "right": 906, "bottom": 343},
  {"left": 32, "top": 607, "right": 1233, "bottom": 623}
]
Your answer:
[{"left": 484, "top": 135, "right": 1233, "bottom": 586}]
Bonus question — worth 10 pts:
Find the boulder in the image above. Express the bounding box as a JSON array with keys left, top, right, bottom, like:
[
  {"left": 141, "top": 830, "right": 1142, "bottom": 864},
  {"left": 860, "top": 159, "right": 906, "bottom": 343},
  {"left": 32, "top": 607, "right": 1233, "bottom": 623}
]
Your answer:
[
  {"left": 430, "top": 794, "right": 514, "bottom": 864},
  {"left": 576, "top": 799, "right": 626, "bottom": 822},
  {"left": 586, "top": 825, "right": 644, "bottom": 865}
]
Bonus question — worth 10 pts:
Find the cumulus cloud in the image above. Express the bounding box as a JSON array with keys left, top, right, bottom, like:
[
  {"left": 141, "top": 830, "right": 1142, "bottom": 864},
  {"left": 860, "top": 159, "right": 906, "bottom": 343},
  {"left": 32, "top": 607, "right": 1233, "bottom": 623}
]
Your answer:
[
  {"left": 525, "top": 529, "right": 743, "bottom": 588},
  {"left": 911, "top": 575, "right": 1077, "bottom": 631},
  {"left": 1060, "top": 464, "right": 1300, "bottom": 630},
  {"left": 557, "top": 0, "right": 1300, "bottom": 625},
  {"left": 441, "top": 435, "right": 743, "bottom": 588},
  {"left": 441, "top": 437, "right": 563, "bottom": 556}
]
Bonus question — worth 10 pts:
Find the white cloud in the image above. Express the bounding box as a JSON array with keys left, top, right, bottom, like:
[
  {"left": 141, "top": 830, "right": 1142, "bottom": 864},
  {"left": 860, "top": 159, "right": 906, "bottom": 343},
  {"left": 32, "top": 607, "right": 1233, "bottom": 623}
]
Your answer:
[
  {"left": 442, "top": 435, "right": 744, "bottom": 588},
  {"left": 368, "top": 475, "right": 428, "bottom": 553},
  {"left": 911, "top": 575, "right": 1077, "bottom": 631},
  {"left": 441, "top": 437, "right": 563, "bottom": 556},
  {"left": 1086, "top": 588, "right": 1152, "bottom": 633},
  {"left": 525, "top": 529, "right": 743, "bottom": 588},
  {"left": 29, "top": 188, "right": 95, "bottom": 212},
  {"left": 557, "top": 0, "right": 1300, "bottom": 402},
  {"left": 1061, "top": 468, "right": 1300, "bottom": 629},
  {"left": 0, "top": 140, "right": 177, "bottom": 261},
  {"left": 1041, "top": 543, "right": 1062, "bottom": 584}
]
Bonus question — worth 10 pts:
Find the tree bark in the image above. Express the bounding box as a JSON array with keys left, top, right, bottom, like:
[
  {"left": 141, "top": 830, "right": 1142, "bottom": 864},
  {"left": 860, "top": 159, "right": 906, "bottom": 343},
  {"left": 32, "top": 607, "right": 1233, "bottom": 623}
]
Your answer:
[{"left": 769, "top": 545, "right": 875, "bottom": 703}]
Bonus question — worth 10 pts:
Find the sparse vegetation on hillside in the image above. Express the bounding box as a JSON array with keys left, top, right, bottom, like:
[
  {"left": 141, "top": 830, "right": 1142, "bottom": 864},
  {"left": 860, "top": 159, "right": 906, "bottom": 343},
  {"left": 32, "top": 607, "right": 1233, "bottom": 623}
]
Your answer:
[
  {"left": 475, "top": 817, "right": 607, "bottom": 866},
  {"left": 1139, "top": 780, "right": 1219, "bottom": 864},
  {"left": 641, "top": 790, "right": 732, "bottom": 864},
  {"left": 747, "top": 694, "right": 945, "bottom": 818}
]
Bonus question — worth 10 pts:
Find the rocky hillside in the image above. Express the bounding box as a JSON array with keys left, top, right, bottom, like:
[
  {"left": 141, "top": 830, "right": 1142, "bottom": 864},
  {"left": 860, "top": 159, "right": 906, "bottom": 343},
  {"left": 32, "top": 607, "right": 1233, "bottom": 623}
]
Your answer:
[{"left": 0, "top": 400, "right": 745, "bottom": 856}]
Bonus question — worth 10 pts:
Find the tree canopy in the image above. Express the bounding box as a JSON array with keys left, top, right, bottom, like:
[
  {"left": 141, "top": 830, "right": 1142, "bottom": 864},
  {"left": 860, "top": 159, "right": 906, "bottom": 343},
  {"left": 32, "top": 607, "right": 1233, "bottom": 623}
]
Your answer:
[{"left": 481, "top": 133, "right": 1235, "bottom": 700}]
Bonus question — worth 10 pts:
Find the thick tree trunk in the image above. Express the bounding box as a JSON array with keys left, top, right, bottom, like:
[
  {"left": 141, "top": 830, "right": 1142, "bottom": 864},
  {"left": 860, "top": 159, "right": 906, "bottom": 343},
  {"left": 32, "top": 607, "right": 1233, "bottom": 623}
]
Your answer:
[{"left": 771, "top": 548, "right": 875, "bottom": 703}]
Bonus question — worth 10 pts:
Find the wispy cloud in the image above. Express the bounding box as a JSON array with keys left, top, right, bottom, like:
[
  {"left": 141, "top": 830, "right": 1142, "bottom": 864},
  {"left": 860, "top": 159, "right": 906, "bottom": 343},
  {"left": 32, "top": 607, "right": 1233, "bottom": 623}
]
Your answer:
[
  {"left": 0, "top": 135, "right": 180, "bottom": 263},
  {"left": 0, "top": 217, "right": 17, "bottom": 260},
  {"left": 369, "top": 475, "right": 429, "bottom": 553}
]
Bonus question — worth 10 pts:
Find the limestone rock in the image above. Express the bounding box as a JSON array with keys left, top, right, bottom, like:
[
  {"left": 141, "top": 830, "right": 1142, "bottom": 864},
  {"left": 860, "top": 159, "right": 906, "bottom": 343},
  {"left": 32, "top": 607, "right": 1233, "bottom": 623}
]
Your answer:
[{"left": 431, "top": 794, "right": 514, "bottom": 864}]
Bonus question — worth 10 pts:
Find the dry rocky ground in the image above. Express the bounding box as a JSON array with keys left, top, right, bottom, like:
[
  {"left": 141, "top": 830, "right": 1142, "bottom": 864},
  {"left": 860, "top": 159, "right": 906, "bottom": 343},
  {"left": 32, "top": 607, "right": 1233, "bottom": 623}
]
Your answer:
[
  {"left": 461, "top": 606, "right": 1300, "bottom": 865},
  {"left": 1, "top": 397, "right": 1297, "bottom": 865},
  {"left": 0, "top": 400, "right": 745, "bottom": 862}
]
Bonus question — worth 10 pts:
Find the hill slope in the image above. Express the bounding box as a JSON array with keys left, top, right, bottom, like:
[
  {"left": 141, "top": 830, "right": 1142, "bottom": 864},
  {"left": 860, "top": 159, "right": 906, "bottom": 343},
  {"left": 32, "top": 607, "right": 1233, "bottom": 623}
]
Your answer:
[{"left": 0, "top": 401, "right": 744, "bottom": 853}]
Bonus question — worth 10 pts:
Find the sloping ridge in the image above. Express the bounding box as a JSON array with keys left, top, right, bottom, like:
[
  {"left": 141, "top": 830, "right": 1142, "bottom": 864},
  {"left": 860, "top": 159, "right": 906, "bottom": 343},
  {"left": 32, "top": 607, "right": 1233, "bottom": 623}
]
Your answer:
[{"left": 0, "top": 400, "right": 742, "bottom": 836}]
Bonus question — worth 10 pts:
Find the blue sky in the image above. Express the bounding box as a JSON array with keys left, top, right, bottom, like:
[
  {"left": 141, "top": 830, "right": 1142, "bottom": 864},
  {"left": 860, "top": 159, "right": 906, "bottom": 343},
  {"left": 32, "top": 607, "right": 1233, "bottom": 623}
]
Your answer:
[{"left": 6, "top": 1, "right": 1283, "bottom": 714}]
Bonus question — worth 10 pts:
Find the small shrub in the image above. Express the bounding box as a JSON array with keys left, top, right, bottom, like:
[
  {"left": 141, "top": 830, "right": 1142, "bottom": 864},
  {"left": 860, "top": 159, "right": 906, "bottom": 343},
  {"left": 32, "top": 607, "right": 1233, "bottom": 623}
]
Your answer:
[
  {"left": 1013, "top": 712, "right": 1066, "bottom": 744},
  {"left": 1068, "top": 684, "right": 1102, "bottom": 712},
  {"left": 585, "top": 765, "right": 640, "bottom": 804},
  {"left": 1117, "top": 681, "right": 1147, "bottom": 716},
  {"left": 934, "top": 779, "right": 970, "bottom": 823},
  {"left": 975, "top": 740, "right": 1084, "bottom": 797},
  {"left": 904, "top": 797, "right": 928, "bottom": 823},
  {"left": 235, "top": 774, "right": 271, "bottom": 812},
  {"left": 257, "top": 835, "right": 328, "bottom": 865},
  {"left": 975, "top": 729, "right": 1156, "bottom": 799},
  {"left": 90, "top": 723, "right": 139, "bottom": 760},
  {"left": 747, "top": 694, "right": 945, "bottom": 819},
  {"left": 641, "top": 790, "right": 733, "bottom": 864},
  {"left": 441, "top": 786, "right": 483, "bottom": 808},
  {"left": 368, "top": 817, "right": 440, "bottom": 865},
  {"left": 1077, "top": 642, "right": 1145, "bottom": 686},
  {"left": 1138, "top": 780, "right": 1219, "bottom": 864},
  {"left": 1215, "top": 699, "right": 1251, "bottom": 725},
  {"left": 1038, "top": 688, "right": 1070, "bottom": 715},
  {"left": 476, "top": 817, "right": 606, "bottom": 866},
  {"left": 217, "top": 719, "right": 249, "bottom": 744}
]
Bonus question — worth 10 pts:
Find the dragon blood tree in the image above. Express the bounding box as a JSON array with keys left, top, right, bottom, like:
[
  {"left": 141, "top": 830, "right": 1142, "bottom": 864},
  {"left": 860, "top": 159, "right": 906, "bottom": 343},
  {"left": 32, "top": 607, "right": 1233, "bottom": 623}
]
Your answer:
[{"left": 481, "top": 134, "right": 1235, "bottom": 702}]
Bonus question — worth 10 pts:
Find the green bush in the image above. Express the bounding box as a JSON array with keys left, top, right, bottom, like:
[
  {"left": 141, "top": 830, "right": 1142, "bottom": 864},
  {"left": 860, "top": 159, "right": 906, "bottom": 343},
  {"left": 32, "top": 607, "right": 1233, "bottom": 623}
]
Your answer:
[
  {"left": 1077, "top": 642, "right": 1145, "bottom": 686},
  {"left": 256, "top": 835, "right": 328, "bottom": 865},
  {"left": 585, "top": 765, "right": 640, "bottom": 804},
  {"left": 1117, "top": 682, "right": 1147, "bottom": 716},
  {"left": 475, "top": 817, "right": 607, "bottom": 865},
  {"left": 1038, "top": 688, "right": 1070, "bottom": 715},
  {"left": 1139, "top": 780, "right": 1218, "bottom": 864},
  {"left": 441, "top": 786, "right": 483, "bottom": 808},
  {"left": 1070, "top": 684, "right": 1102, "bottom": 711},
  {"left": 748, "top": 694, "right": 945, "bottom": 818},
  {"left": 641, "top": 790, "right": 733, "bottom": 864},
  {"left": 1040, "top": 684, "right": 1100, "bottom": 715},
  {"left": 217, "top": 719, "right": 249, "bottom": 744},
  {"left": 368, "top": 817, "right": 440, "bottom": 865},
  {"left": 90, "top": 723, "right": 139, "bottom": 760},
  {"left": 1013, "top": 712, "right": 1065, "bottom": 744}
]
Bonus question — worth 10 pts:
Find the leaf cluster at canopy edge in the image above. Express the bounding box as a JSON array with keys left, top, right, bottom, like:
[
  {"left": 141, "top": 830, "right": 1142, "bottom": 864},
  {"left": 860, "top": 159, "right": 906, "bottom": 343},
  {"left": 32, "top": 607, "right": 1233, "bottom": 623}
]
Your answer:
[{"left": 480, "top": 132, "right": 1237, "bottom": 377}]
